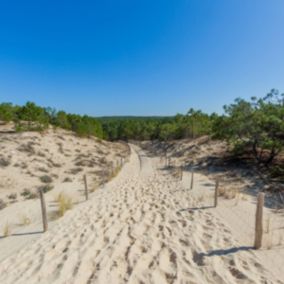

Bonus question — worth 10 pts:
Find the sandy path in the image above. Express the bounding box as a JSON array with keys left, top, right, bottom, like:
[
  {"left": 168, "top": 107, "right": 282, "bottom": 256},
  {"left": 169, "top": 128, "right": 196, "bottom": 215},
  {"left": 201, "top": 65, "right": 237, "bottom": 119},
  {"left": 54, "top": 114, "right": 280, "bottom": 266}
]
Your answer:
[{"left": 0, "top": 145, "right": 282, "bottom": 284}]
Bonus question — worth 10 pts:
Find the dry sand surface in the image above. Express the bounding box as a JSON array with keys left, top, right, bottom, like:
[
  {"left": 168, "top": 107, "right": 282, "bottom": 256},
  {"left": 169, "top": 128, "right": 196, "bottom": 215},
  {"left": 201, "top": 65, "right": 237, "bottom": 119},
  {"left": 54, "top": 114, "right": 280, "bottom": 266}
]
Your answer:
[
  {"left": 0, "top": 142, "right": 283, "bottom": 284},
  {"left": 0, "top": 126, "right": 129, "bottom": 262},
  {"left": 0, "top": 125, "right": 128, "bottom": 204}
]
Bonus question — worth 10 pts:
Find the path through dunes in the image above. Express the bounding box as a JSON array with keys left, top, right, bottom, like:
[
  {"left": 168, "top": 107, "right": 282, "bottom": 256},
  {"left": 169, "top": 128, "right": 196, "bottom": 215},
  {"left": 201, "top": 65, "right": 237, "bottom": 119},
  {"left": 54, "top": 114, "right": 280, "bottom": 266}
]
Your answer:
[{"left": 0, "top": 146, "right": 282, "bottom": 284}]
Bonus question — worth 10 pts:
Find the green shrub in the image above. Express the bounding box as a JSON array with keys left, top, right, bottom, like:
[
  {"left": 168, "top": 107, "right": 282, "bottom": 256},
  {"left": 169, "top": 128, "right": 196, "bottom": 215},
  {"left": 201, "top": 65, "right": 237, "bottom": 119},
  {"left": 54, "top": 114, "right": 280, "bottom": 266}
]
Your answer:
[
  {"left": 7, "top": 193, "right": 17, "bottom": 200},
  {"left": 39, "top": 185, "right": 54, "bottom": 193},
  {"left": 21, "top": 189, "right": 38, "bottom": 199},
  {"left": 40, "top": 175, "right": 53, "bottom": 183}
]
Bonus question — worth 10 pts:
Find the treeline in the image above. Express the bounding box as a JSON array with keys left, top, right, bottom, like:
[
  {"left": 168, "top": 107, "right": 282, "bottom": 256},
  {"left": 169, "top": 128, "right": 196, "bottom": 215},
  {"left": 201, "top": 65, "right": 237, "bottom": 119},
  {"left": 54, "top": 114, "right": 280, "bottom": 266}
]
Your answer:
[
  {"left": 0, "top": 102, "right": 215, "bottom": 141},
  {"left": 0, "top": 102, "right": 104, "bottom": 138},
  {"left": 0, "top": 89, "right": 283, "bottom": 166},
  {"left": 98, "top": 110, "right": 214, "bottom": 141}
]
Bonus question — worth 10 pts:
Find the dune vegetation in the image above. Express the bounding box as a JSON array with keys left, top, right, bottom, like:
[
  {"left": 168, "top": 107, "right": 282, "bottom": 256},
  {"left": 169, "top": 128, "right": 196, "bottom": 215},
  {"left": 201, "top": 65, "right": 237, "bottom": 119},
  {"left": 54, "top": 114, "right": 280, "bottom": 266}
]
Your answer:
[{"left": 1, "top": 89, "right": 283, "bottom": 176}]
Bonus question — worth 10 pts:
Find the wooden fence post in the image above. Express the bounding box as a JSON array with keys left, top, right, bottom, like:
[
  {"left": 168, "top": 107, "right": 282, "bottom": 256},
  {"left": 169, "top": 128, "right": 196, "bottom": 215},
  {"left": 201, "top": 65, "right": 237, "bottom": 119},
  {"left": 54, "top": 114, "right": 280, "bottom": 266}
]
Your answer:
[
  {"left": 214, "top": 180, "right": 219, "bottom": 207},
  {"left": 38, "top": 188, "right": 48, "bottom": 232},
  {"left": 165, "top": 150, "right": 168, "bottom": 167},
  {"left": 190, "top": 169, "right": 194, "bottom": 190},
  {"left": 84, "top": 174, "right": 89, "bottom": 201},
  {"left": 254, "top": 192, "right": 265, "bottom": 249}
]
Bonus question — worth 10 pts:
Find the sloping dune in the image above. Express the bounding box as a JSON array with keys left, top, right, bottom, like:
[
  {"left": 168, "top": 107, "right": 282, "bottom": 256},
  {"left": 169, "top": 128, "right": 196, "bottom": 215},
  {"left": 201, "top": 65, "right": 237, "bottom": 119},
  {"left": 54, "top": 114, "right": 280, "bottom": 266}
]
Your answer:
[{"left": 0, "top": 126, "right": 128, "bottom": 202}]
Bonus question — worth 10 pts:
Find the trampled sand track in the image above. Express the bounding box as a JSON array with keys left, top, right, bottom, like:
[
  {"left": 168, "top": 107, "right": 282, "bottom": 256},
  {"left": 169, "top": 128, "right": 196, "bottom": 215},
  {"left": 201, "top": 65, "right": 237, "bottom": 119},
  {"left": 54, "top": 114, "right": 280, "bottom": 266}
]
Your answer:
[{"left": 0, "top": 145, "right": 282, "bottom": 284}]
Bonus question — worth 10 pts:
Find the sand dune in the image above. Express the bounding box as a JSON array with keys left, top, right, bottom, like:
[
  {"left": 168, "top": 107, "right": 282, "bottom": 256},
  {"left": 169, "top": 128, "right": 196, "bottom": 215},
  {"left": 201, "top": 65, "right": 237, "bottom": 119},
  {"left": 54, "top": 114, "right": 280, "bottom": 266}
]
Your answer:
[
  {"left": 0, "top": 126, "right": 128, "bottom": 203},
  {"left": 0, "top": 126, "right": 129, "bottom": 262},
  {"left": 0, "top": 145, "right": 283, "bottom": 284}
]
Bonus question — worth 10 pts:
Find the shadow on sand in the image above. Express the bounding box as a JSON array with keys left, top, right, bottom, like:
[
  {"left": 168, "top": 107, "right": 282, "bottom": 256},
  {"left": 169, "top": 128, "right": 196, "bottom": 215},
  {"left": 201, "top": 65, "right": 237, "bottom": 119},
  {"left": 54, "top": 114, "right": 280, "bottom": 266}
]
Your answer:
[
  {"left": 178, "top": 206, "right": 214, "bottom": 213},
  {"left": 193, "top": 246, "right": 254, "bottom": 266},
  {"left": 203, "top": 246, "right": 254, "bottom": 257},
  {"left": 0, "top": 230, "right": 43, "bottom": 239}
]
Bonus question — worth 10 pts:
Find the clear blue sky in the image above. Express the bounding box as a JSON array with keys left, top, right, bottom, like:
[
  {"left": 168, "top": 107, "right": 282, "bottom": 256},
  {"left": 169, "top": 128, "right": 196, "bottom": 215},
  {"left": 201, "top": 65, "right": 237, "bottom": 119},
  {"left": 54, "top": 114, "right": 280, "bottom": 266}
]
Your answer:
[{"left": 0, "top": 0, "right": 284, "bottom": 116}]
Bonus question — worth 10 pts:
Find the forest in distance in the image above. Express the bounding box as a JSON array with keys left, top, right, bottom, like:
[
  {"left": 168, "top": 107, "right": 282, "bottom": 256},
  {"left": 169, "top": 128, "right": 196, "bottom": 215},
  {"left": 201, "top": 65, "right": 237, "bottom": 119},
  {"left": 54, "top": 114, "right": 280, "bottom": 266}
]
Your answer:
[{"left": 0, "top": 89, "right": 283, "bottom": 170}]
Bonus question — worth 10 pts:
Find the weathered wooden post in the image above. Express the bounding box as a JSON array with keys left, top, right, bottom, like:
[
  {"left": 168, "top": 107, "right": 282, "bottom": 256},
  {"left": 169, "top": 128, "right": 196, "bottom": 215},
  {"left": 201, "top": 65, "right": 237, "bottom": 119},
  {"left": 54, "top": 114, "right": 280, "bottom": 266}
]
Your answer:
[
  {"left": 84, "top": 174, "right": 89, "bottom": 201},
  {"left": 214, "top": 180, "right": 219, "bottom": 207},
  {"left": 190, "top": 169, "right": 194, "bottom": 190},
  {"left": 165, "top": 150, "right": 168, "bottom": 167},
  {"left": 254, "top": 192, "right": 265, "bottom": 249},
  {"left": 38, "top": 188, "right": 48, "bottom": 232}
]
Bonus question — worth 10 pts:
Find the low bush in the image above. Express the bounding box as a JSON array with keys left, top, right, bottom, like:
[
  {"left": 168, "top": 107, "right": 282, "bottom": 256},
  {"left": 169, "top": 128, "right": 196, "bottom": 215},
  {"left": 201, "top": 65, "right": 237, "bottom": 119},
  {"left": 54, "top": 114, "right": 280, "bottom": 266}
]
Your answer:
[
  {"left": 7, "top": 193, "right": 17, "bottom": 201},
  {"left": 21, "top": 189, "right": 38, "bottom": 199},
  {"left": 40, "top": 175, "right": 53, "bottom": 183},
  {"left": 63, "top": 177, "right": 72, "bottom": 183},
  {"left": 39, "top": 185, "right": 54, "bottom": 193},
  {"left": 21, "top": 189, "right": 31, "bottom": 197}
]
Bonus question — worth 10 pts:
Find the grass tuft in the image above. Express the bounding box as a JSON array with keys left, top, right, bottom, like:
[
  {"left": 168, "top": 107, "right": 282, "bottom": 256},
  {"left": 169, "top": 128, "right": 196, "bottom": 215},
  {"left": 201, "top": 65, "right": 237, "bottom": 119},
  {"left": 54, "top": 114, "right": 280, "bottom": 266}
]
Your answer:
[
  {"left": 55, "top": 192, "right": 73, "bottom": 217},
  {"left": 19, "top": 215, "right": 31, "bottom": 226},
  {"left": 3, "top": 223, "right": 11, "bottom": 237},
  {"left": 108, "top": 165, "right": 122, "bottom": 181}
]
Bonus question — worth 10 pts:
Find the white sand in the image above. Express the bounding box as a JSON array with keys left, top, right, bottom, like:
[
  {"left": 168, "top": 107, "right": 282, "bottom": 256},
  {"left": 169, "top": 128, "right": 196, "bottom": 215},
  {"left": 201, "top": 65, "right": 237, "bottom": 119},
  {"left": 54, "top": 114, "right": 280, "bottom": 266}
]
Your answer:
[
  {"left": 0, "top": 144, "right": 283, "bottom": 284},
  {"left": 0, "top": 126, "right": 128, "bottom": 202},
  {"left": 0, "top": 127, "right": 128, "bottom": 262}
]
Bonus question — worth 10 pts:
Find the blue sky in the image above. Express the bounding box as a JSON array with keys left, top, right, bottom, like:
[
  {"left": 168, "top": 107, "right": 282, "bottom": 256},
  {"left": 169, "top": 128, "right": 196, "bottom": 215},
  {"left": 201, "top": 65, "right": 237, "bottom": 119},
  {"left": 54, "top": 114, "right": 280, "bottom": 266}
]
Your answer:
[{"left": 0, "top": 0, "right": 284, "bottom": 116}]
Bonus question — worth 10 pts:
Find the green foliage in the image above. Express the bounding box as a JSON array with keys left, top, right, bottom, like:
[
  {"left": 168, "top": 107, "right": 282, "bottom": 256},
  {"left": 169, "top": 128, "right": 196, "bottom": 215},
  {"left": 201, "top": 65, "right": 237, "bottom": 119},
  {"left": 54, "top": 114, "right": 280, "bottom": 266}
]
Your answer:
[
  {"left": 214, "top": 89, "right": 284, "bottom": 165},
  {"left": 0, "top": 101, "right": 103, "bottom": 139},
  {"left": 15, "top": 102, "right": 49, "bottom": 131},
  {"left": 39, "top": 175, "right": 53, "bottom": 183},
  {"left": 53, "top": 111, "right": 71, "bottom": 129},
  {"left": 0, "top": 103, "right": 17, "bottom": 122},
  {"left": 76, "top": 117, "right": 103, "bottom": 138},
  {"left": 159, "top": 123, "right": 179, "bottom": 141},
  {"left": 0, "top": 101, "right": 213, "bottom": 141},
  {"left": 99, "top": 117, "right": 167, "bottom": 141},
  {"left": 1, "top": 89, "right": 283, "bottom": 164},
  {"left": 99, "top": 111, "right": 212, "bottom": 141}
]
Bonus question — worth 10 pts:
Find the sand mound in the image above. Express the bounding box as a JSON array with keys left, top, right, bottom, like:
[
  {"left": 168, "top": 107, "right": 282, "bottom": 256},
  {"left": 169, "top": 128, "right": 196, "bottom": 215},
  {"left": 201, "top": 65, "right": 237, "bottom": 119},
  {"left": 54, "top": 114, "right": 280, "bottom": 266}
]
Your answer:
[
  {"left": 0, "top": 126, "right": 129, "bottom": 203},
  {"left": 0, "top": 126, "right": 129, "bottom": 261}
]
